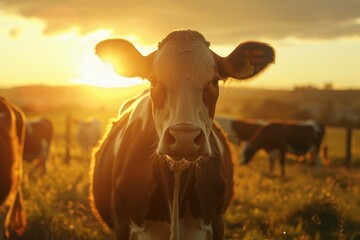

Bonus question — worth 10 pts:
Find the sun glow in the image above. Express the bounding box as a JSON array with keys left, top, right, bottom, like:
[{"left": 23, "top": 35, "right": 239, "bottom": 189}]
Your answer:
[{"left": 72, "top": 53, "right": 145, "bottom": 88}]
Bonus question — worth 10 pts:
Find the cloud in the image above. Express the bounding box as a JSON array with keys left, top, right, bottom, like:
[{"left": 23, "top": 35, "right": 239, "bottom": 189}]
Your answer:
[{"left": 2, "top": 0, "right": 360, "bottom": 44}]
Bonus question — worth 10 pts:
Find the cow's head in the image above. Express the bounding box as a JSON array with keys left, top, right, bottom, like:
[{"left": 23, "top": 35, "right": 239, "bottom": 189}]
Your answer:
[
  {"left": 96, "top": 30, "right": 274, "bottom": 166},
  {"left": 240, "top": 142, "right": 258, "bottom": 164}
]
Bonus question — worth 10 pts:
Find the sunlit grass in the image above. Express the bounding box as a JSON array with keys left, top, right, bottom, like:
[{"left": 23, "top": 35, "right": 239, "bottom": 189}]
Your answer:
[
  {"left": 18, "top": 107, "right": 360, "bottom": 240},
  {"left": 22, "top": 157, "right": 113, "bottom": 240},
  {"left": 225, "top": 149, "right": 360, "bottom": 240}
]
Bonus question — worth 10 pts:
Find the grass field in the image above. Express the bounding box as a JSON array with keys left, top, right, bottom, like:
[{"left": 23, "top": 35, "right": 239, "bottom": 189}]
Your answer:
[{"left": 10, "top": 107, "right": 360, "bottom": 239}]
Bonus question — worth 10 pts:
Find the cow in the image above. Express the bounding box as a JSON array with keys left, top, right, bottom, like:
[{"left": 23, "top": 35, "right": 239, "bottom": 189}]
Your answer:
[
  {"left": 23, "top": 117, "right": 53, "bottom": 175},
  {"left": 241, "top": 120, "right": 328, "bottom": 176},
  {"left": 90, "top": 30, "right": 275, "bottom": 240},
  {"left": 75, "top": 117, "right": 101, "bottom": 160},
  {"left": 0, "top": 97, "right": 27, "bottom": 239}
]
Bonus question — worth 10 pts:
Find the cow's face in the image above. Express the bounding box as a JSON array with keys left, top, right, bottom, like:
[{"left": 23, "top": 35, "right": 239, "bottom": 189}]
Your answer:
[
  {"left": 150, "top": 36, "right": 218, "bottom": 161},
  {"left": 95, "top": 30, "right": 275, "bottom": 166}
]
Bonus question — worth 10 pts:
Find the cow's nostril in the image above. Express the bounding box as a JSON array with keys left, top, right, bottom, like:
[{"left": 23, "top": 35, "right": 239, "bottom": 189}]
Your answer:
[
  {"left": 194, "top": 130, "right": 204, "bottom": 146},
  {"left": 165, "top": 128, "right": 176, "bottom": 145}
]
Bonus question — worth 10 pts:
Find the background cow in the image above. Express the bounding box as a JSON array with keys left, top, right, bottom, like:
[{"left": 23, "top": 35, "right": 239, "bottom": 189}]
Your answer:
[
  {"left": 241, "top": 120, "right": 328, "bottom": 176},
  {"left": 75, "top": 117, "right": 101, "bottom": 160},
  {"left": 23, "top": 117, "right": 53, "bottom": 175},
  {"left": 0, "top": 97, "right": 27, "bottom": 239},
  {"left": 90, "top": 30, "right": 274, "bottom": 240}
]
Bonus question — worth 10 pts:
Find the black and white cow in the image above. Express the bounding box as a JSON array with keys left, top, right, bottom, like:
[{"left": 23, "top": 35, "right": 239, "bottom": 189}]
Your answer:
[
  {"left": 241, "top": 120, "right": 328, "bottom": 176},
  {"left": 90, "top": 30, "right": 275, "bottom": 240}
]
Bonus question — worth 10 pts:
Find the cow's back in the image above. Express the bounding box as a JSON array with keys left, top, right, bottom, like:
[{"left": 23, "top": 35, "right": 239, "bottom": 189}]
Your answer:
[{"left": 285, "top": 124, "right": 314, "bottom": 151}]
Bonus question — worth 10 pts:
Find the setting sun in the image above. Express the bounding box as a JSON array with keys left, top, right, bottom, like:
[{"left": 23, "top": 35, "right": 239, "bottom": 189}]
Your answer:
[{"left": 72, "top": 53, "right": 146, "bottom": 88}]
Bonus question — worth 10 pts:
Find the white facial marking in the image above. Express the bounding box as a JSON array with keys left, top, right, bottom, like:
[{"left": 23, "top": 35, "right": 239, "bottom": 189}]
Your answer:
[{"left": 152, "top": 34, "right": 215, "bottom": 148}]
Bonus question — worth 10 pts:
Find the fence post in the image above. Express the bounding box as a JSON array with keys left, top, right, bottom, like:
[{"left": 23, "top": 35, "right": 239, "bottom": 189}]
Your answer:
[
  {"left": 345, "top": 127, "right": 352, "bottom": 169},
  {"left": 64, "top": 114, "right": 71, "bottom": 164}
]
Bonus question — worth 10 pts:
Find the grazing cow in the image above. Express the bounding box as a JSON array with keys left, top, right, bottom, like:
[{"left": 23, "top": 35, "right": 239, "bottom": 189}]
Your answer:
[
  {"left": 241, "top": 120, "right": 328, "bottom": 176},
  {"left": 90, "top": 30, "right": 275, "bottom": 240},
  {"left": 0, "top": 97, "right": 27, "bottom": 239},
  {"left": 23, "top": 117, "right": 53, "bottom": 175},
  {"left": 75, "top": 118, "right": 101, "bottom": 160}
]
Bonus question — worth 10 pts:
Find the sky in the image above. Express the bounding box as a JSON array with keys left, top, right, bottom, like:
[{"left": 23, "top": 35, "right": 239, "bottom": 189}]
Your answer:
[{"left": 0, "top": 0, "right": 360, "bottom": 89}]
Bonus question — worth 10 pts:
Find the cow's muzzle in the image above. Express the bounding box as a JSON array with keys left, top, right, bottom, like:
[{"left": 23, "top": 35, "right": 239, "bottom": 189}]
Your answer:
[{"left": 158, "top": 123, "right": 211, "bottom": 162}]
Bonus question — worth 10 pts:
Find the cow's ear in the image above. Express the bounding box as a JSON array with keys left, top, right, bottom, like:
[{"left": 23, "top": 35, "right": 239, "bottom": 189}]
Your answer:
[
  {"left": 95, "top": 39, "right": 154, "bottom": 78},
  {"left": 215, "top": 42, "right": 275, "bottom": 80}
]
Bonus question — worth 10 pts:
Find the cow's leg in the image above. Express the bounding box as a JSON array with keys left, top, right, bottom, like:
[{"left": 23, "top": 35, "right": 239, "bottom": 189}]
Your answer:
[
  {"left": 267, "top": 150, "right": 278, "bottom": 175},
  {"left": 280, "top": 151, "right": 286, "bottom": 177},
  {"left": 6, "top": 189, "right": 27, "bottom": 237},
  {"left": 212, "top": 215, "right": 224, "bottom": 240},
  {"left": 309, "top": 145, "right": 321, "bottom": 175},
  {"left": 0, "top": 208, "right": 6, "bottom": 239},
  {"left": 115, "top": 220, "right": 130, "bottom": 240},
  {"left": 40, "top": 139, "right": 49, "bottom": 175}
]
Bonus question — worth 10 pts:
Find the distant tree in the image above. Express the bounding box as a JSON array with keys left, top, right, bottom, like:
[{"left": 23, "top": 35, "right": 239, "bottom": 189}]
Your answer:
[
  {"left": 294, "top": 84, "right": 318, "bottom": 91},
  {"left": 323, "top": 82, "right": 333, "bottom": 90}
]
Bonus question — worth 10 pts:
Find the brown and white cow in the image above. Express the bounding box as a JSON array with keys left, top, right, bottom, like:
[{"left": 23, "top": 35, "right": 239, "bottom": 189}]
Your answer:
[
  {"left": 23, "top": 117, "right": 53, "bottom": 175},
  {"left": 90, "top": 30, "right": 275, "bottom": 240},
  {"left": 241, "top": 120, "right": 328, "bottom": 176},
  {"left": 0, "top": 97, "right": 27, "bottom": 239}
]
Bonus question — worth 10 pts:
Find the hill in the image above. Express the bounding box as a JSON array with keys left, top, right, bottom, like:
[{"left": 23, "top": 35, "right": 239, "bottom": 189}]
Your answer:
[
  {"left": 1, "top": 84, "right": 360, "bottom": 127},
  {"left": 0, "top": 84, "right": 147, "bottom": 112}
]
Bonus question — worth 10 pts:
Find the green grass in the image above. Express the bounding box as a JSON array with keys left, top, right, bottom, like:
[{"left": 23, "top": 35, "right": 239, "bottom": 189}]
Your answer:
[
  {"left": 225, "top": 159, "right": 360, "bottom": 240},
  {"left": 14, "top": 108, "right": 360, "bottom": 240},
  {"left": 22, "top": 158, "right": 113, "bottom": 240}
]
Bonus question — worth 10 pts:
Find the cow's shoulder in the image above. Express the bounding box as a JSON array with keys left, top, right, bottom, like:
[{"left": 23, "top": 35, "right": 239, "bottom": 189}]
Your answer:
[{"left": 94, "top": 91, "right": 156, "bottom": 226}]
